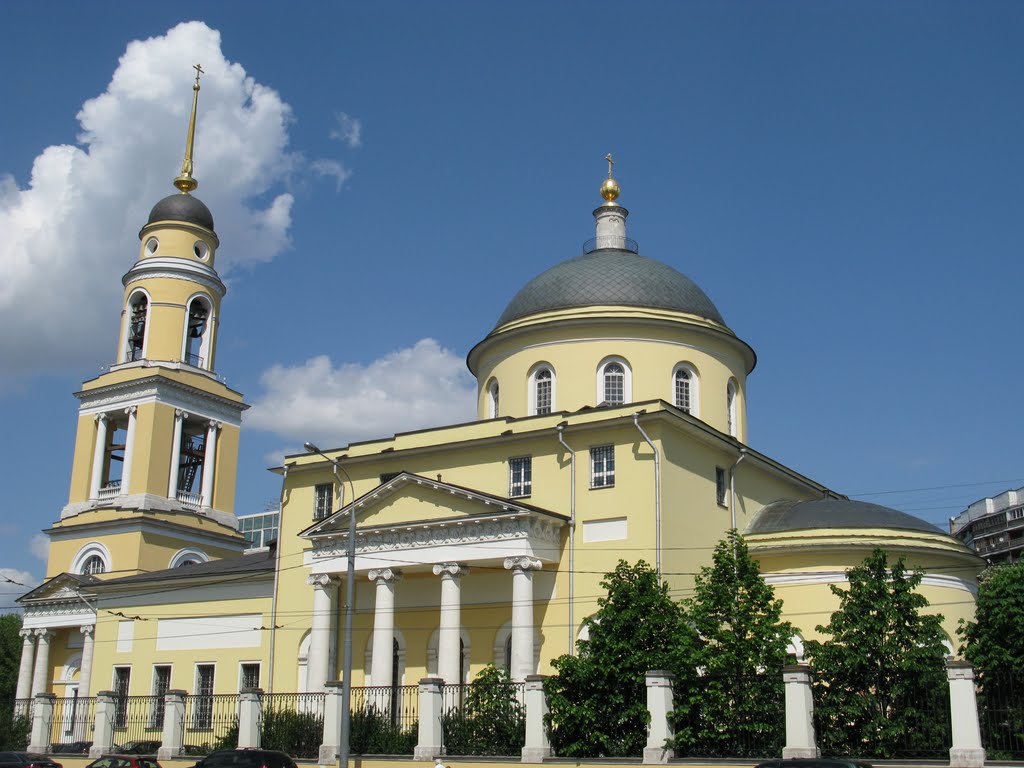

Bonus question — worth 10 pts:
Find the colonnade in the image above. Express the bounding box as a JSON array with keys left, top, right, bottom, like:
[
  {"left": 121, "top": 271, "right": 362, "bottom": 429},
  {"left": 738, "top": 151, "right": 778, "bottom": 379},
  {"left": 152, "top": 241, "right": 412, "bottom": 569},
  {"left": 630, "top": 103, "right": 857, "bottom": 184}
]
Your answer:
[
  {"left": 305, "top": 555, "right": 543, "bottom": 691},
  {"left": 15, "top": 626, "right": 95, "bottom": 700}
]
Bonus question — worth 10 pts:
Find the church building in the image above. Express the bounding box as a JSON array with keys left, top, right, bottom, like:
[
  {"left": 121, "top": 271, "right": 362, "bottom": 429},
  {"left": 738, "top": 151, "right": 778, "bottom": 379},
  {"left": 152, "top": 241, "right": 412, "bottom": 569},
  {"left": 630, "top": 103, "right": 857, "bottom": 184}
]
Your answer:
[{"left": 17, "top": 74, "right": 984, "bottom": 708}]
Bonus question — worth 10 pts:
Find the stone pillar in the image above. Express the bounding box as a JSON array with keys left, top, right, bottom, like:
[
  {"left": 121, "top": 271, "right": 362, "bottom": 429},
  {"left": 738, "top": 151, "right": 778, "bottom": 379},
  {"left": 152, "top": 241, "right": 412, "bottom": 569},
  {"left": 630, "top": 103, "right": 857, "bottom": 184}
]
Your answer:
[
  {"left": 320, "top": 681, "right": 344, "bottom": 765},
  {"left": 504, "top": 556, "right": 541, "bottom": 682},
  {"left": 158, "top": 690, "right": 187, "bottom": 760},
  {"left": 78, "top": 626, "right": 96, "bottom": 697},
  {"left": 369, "top": 568, "right": 402, "bottom": 689},
  {"left": 433, "top": 563, "right": 468, "bottom": 685},
  {"left": 30, "top": 629, "right": 52, "bottom": 697},
  {"left": 522, "top": 674, "right": 551, "bottom": 763},
  {"left": 782, "top": 664, "right": 819, "bottom": 759},
  {"left": 237, "top": 688, "right": 263, "bottom": 749},
  {"left": 16, "top": 628, "right": 36, "bottom": 701},
  {"left": 307, "top": 574, "right": 339, "bottom": 692},
  {"left": 27, "top": 693, "right": 55, "bottom": 753},
  {"left": 643, "top": 671, "right": 675, "bottom": 764},
  {"left": 168, "top": 410, "right": 187, "bottom": 498},
  {"left": 89, "top": 413, "right": 109, "bottom": 499},
  {"left": 947, "top": 661, "right": 986, "bottom": 768},
  {"left": 90, "top": 691, "right": 117, "bottom": 758},
  {"left": 200, "top": 420, "right": 220, "bottom": 508},
  {"left": 415, "top": 678, "right": 444, "bottom": 760},
  {"left": 120, "top": 406, "right": 138, "bottom": 494}
]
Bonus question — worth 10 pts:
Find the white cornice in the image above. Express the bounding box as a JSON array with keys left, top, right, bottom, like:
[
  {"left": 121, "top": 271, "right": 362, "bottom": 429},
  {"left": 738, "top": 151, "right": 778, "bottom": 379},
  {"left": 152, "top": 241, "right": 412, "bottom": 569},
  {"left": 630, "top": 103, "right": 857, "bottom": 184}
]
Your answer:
[
  {"left": 76, "top": 375, "right": 247, "bottom": 424},
  {"left": 763, "top": 569, "right": 978, "bottom": 596},
  {"left": 122, "top": 257, "right": 226, "bottom": 297},
  {"left": 49, "top": 509, "right": 245, "bottom": 549}
]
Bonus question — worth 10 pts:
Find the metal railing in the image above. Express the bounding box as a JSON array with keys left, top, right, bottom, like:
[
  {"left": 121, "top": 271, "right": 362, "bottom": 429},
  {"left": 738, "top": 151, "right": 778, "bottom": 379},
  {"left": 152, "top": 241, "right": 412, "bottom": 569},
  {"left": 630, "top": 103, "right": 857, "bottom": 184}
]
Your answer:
[
  {"left": 260, "top": 692, "right": 326, "bottom": 760},
  {"left": 348, "top": 685, "right": 418, "bottom": 755},
  {"left": 583, "top": 236, "right": 638, "bottom": 254},
  {"left": 185, "top": 353, "right": 205, "bottom": 368},
  {"left": 98, "top": 481, "right": 122, "bottom": 502},
  {"left": 976, "top": 668, "right": 1024, "bottom": 759},
  {"left": 109, "top": 695, "right": 165, "bottom": 745},
  {"left": 183, "top": 693, "right": 238, "bottom": 754},
  {"left": 50, "top": 696, "right": 96, "bottom": 745},
  {"left": 440, "top": 681, "right": 525, "bottom": 757},
  {"left": 672, "top": 673, "right": 784, "bottom": 759}
]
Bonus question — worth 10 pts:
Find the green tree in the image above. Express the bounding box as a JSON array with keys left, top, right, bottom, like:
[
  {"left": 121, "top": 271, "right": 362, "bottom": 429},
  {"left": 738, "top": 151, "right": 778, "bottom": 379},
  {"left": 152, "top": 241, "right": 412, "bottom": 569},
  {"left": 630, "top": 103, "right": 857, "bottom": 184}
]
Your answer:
[
  {"left": 672, "top": 530, "right": 793, "bottom": 757},
  {"left": 544, "top": 560, "right": 695, "bottom": 757},
  {"left": 0, "top": 613, "right": 21, "bottom": 702},
  {"left": 804, "top": 548, "right": 950, "bottom": 758},
  {"left": 442, "top": 664, "right": 525, "bottom": 756}
]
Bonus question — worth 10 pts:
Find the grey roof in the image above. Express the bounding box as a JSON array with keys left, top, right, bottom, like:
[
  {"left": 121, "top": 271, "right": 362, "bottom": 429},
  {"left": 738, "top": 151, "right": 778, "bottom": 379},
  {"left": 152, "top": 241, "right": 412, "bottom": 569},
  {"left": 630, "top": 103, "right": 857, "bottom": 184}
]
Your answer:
[
  {"left": 494, "top": 248, "right": 726, "bottom": 329},
  {"left": 147, "top": 193, "right": 215, "bottom": 231},
  {"left": 746, "top": 498, "right": 943, "bottom": 535},
  {"left": 92, "top": 547, "right": 275, "bottom": 587}
]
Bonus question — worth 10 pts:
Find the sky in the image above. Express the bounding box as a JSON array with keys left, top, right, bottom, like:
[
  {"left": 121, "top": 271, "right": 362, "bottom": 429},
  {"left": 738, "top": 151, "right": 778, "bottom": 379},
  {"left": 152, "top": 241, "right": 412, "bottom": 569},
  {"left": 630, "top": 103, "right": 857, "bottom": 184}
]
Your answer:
[{"left": 1, "top": 1, "right": 1022, "bottom": 606}]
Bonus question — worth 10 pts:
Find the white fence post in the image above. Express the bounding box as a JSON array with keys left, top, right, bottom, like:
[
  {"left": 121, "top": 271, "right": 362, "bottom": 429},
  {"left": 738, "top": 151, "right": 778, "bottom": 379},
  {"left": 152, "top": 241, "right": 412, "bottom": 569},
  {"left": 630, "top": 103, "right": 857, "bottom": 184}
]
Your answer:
[
  {"left": 89, "top": 691, "right": 116, "bottom": 758},
  {"left": 238, "top": 688, "right": 263, "bottom": 749},
  {"left": 947, "top": 661, "right": 985, "bottom": 768},
  {"left": 158, "top": 689, "right": 187, "bottom": 760},
  {"left": 782, "top": 664, "right": 819, "bottom": 759},
  {"left": 522, "top": 674, "right": 551, "bottom": 763},
  {"left": 27, "top": 693, "right": 55, "bottom": 753},
  {"left": 415, "top": 677, "right": 444, "bottom": 761},
  {"left": 320, "top": 682, "right": 344, "bottom": 766},
  {"left": 643, "top": 670, "right": 675, "bottom": 764}
]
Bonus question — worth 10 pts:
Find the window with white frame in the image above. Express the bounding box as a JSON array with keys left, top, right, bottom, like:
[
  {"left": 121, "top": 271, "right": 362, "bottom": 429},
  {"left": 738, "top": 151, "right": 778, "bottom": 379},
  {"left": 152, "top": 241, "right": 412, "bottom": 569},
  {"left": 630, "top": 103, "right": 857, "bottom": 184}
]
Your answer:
[
  {"left": 240, "top": 663, "right": 260, "bottom": 690},
  {"left": 534, "top": 368, "right": 552, "bottom": 415},
  {"left": 113, "top": 666, "right": 131, "bottom": 728},
  {"left": 313, "top": 483, "right": 333, "bottom": 520},
  {"left": 597, "top": 358, "right": 631, "bottom": 406},
  {"left": 82, "top": 555, "right": 106, "bottom": 575},
  {"left": 673, "top": 365, "right": 698, "bottom": 414},
  {"left": 488, "top": 380, "right": 499, "bottom": 418},
  {"left": 727, "top": 380, "right": 738, "bottom": 437},
  {"left": 151, "top": 665, "right": 171, "bottom": 727},
  {"left": 193, "top": 664, "right": 215, "bottom": 729},
  {"left": 590, "top": 445, "right": 615, "bottom": 488},
  {"left": 509, "top": 456, "right": 532, "bottom": 498}
]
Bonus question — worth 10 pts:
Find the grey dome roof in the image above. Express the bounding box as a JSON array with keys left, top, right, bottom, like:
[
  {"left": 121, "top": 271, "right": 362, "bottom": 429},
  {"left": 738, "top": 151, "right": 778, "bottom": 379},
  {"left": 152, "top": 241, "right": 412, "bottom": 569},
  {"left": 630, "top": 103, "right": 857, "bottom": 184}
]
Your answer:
[
  {"left": 147, "top": 193, "right": 215, "bottom": 231},
  {"left": 746, "top": 498, "right": 942, "bottom": 535},
  {"left": 494, "top": 249, "right": 727, "bottom": 329}
]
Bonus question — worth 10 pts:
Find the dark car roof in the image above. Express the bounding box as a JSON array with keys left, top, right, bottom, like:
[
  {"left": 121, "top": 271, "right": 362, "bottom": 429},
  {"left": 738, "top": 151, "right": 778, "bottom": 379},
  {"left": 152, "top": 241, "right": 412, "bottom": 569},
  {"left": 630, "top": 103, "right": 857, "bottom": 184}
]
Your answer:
[{"left": 202, "top": 751, "right": 295, "bottom": 768}]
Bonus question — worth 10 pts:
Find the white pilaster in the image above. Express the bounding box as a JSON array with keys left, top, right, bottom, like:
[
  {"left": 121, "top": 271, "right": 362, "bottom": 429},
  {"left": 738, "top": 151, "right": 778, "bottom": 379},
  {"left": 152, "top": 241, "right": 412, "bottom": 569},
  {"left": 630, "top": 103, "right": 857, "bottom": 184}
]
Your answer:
[
  {"left": 120, "top": 406, "right": 138, "bottom": 494},
  {"left": 89, "top": 414, "right": 109, "bottom": 499},
  {"left": 200, "top": 420, "right": 220, "bottom": 508},
  {"left": 90, "top": 691, "right": 116, "bottom": 758},
  {"left": 414, "top": 678, "right": 444, "bottom": 760},
  {"left": 947, "top": 661, "right": 986, "bottom": 767},
  {"left": 522, "top": 674, "right": 552, "bottom": 763},
  {"left": 237, "top": 688, "right": 263, "bottom": 749},
  {"left": 158, "top": 689, "right": 186, "bottom": 760},
  {"left": 28, "top": 693, "right": 55, "bottom": 753},
  {"left": 369, "top": 568, "right": 402, "bottom": 689},
  {"left": 319, "top": 681, "right": 344, "bottom": 765},
  {"left": 307, "top": 574, "right": 339, "bottom": 692},
  {"left": 168, "top": 410, "right": 187, "bottom": 498},
  {"left": 643, "top": 670, "right": 675, "bottom": 763},
  {"left": 782, "top": 664, "right": 819, "bottom": 759},
  {"left": 504, "top": 556, "right": 541, "bottom": 682},
  {"left": 433, "top": 563, "right": 468, "bottom": 685},
  {"left": 30, "top": 629, "right": 52, "bottom": 697},
  {"left": 78, "top": 626, "right": 95, "bottom": 697},
  {"left": 16, "top": 628, "right": 36, "bottom": 701}
]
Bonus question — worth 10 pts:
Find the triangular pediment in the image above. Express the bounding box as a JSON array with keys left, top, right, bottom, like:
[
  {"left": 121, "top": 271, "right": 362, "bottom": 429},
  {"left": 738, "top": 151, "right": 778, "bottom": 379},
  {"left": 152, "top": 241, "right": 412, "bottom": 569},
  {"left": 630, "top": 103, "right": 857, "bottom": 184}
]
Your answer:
[
  {"left": 301, "top": 472, "right": 566, "bottom": 539},
  {"left": 17, "top": 572, "right": 98, "bottom": 604}
]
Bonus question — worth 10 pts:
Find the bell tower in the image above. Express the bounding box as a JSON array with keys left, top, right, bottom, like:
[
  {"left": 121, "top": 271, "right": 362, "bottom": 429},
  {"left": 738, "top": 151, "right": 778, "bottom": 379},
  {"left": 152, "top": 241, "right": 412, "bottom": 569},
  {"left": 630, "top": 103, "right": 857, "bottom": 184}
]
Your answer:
[{"left": 46, "top": 66, "right": 249, "bottom": 580}]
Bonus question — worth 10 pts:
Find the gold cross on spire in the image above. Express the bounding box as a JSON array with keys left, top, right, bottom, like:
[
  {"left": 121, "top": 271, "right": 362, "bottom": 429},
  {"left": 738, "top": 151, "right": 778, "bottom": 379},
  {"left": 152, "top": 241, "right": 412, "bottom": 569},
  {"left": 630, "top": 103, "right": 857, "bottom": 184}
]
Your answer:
[
  {"left": 192, "top": 63, "right": 204, "bottom": 88},
  {"left": 174, "top": 64, "right": 204, "bottom": 193},
  {"left": 605, "top": 153, "right": 614, "bottom": 179}
]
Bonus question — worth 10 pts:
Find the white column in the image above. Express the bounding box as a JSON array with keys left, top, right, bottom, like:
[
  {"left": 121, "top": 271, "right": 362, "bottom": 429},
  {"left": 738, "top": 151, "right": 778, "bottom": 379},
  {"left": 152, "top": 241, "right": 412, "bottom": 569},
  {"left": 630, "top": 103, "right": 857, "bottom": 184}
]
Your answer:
[
  {"left": 307, "top": 574, "right": 338, "bottom": 692},
  {"left": 504, "top": 556, "right": 541, "bottom": 682},
  {"left": 200, "top": 420, "right": 220, "bottom": 508},
  {"left": 947, "top": 661, "right": 986, "bottom": 768},
  {"left": 30, "top": 629, "right": 52, "bottom": 697},
  {"left": 643, "top": 671, "right": 676, "bottom": 764},
  {"left": 89, "top": 414, "right": 109, "bottom": 499},
  {"left": 369, "top": 568, "right": 402, "bottom": 689},
  {"left": 120, "top": 406, "right": 138, "bottom": 494},
  {"left": 433, "top": 563, "right": 468, "bottom": 685},
  {"left": 782, "top": 664, "right": 819, "bottom": 759},
  {"left": 78, "top": 625, "right": 96, "bottom": 697},
  {"left": 16, "top": 628, "right": 36, "bottom": 701},
  {"left": 168, "top": 410, "right": 187, "bottom": 498}
]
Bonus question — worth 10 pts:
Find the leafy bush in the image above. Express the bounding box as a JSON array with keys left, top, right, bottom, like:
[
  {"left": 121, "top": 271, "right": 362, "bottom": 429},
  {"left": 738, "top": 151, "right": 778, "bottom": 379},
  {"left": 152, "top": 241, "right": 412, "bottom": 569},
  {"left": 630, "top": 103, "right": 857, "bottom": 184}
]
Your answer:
[
  {"left": 0, "top": 704, "right": 30, "bottom": 751},
  {"left": 349, "top": 705, "right": 416, "bottom": 755},
  {"left": 442, "top": 665, "right": 524, "bottom": 756},
  {"left": 262, "top": 708, "right": 323, "bottom": 759}
]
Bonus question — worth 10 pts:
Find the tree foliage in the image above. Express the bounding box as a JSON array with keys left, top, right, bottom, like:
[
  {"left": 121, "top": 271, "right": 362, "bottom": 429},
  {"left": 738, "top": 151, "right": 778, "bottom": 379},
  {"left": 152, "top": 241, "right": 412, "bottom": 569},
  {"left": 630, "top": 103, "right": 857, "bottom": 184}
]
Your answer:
[
  {"left": 671, "top": 530, "right": 792, "bottom": 757},
  {"left": 544, "top": 560, "right": 694, "bottom": 757},
  {"left": 0, "top": 613, "right": 22, "bottom": 703},
  {"left": 959, "top": 561, "right": 1024, "bottom": 669},
  {"left": 804, "top": 548, "right": 950, "bottom": 758},
  {"left": 442, "top": 664, "right": 524, "bottom": 756}
]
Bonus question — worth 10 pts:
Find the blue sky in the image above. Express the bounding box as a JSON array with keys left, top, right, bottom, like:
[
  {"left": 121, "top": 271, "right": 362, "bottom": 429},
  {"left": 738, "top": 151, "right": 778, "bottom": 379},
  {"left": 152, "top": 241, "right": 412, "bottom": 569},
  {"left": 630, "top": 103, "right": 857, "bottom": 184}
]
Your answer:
[{"left": 2, "top": 1, "right": 1022, "bottom": 604}]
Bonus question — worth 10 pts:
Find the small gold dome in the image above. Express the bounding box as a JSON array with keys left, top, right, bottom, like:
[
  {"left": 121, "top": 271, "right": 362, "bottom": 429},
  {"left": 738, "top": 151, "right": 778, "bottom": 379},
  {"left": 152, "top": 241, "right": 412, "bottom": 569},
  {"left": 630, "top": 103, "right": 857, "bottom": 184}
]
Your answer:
[{"left": 600, "top": 177, "right": 620, "bottom": 201}]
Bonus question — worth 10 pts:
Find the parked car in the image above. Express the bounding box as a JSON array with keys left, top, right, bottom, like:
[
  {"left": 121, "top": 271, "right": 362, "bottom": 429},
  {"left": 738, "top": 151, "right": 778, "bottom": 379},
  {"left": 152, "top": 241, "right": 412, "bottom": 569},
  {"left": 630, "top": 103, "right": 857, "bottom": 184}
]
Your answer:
[
  {"left": 49, "top": 743, "right": 91, "bottom": 755},
  {"left": 190, "top": 749, "right": 297, "bottom": 768},
  {"left": 84, "top": 757, "right": 162, "bottom": 768},
  {"left": 0, "top": 753, "right": 63, "bottom": 768},
  {"left": 755, "top": 760, "right": 873, "bottom": 768},
  {"left": 117, "top": 743, "right": 162, "bottom": 756}
]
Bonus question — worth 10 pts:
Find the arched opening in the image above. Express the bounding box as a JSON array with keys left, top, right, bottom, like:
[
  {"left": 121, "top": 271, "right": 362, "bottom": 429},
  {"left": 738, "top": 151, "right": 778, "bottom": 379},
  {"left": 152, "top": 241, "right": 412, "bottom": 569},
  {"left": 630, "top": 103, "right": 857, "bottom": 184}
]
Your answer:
[
  {"left": 597, "top": 357, "right": 631, "bottom": 406},
  {"left": 183, "top": 296, "right": 212, "bottom": 369},
  {"left": 487, "top": 380, "right": 499, "bottom": 419},
  {"left": 124, "top": 292, "right": 149, "bottom": 363},
  {"left": 727, "top": 380, "right": 738, "bottom": 437},
  {"left": 673, "top": 364, "right": 699, "bottom": 415}
]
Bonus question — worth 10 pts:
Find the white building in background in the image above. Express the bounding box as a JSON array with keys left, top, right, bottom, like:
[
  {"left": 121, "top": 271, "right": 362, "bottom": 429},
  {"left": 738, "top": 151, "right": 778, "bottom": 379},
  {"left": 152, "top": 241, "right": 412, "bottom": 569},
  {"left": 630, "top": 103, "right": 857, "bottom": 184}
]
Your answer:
[{"left": 951, "top": 488, "right": 1024, "bottom": 564}]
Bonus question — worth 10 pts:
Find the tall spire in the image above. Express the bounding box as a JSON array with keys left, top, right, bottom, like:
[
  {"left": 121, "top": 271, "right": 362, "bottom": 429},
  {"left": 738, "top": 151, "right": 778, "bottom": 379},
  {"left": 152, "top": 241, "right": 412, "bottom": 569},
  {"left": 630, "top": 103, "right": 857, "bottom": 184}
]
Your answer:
[{"left": 173, "top": 64, "right": 204, "bottom": 194}]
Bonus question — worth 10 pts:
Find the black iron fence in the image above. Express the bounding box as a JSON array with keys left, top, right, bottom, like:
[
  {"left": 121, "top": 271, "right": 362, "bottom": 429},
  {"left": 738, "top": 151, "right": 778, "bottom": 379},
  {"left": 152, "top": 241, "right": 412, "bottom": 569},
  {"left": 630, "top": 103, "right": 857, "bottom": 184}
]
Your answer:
[
  {"left": 109, "top": 695, "right": 165, "bottom": 746},
  {"left": 50, "top": 696, "right": 96, "bottom": 748},
  {"left": 0, "top": 699, "right": 32, "bottom": 751},
  {"left": 976, "top": 668, "right": 1024, "bottom": 760},
  {"left": 440, "top": 681, "right": 525, "bottom": 757},
  {"left": 348, "top": 685, "right": 418, "bottom": 755},
  {"left": 183, "top": 693, "right": 238, "bottom": 753},
  {"left": 260, "top": 692, "right": 326, "bottom": 760}
]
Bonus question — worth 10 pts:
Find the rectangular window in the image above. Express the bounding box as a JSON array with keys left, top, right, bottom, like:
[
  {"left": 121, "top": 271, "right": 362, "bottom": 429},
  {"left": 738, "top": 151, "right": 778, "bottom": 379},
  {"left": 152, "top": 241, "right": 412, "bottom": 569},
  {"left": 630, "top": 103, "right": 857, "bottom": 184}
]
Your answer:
[
  {"left": 113, "top": 666, "right": 131, "bottom": 729},
  {"left": 313, "top": 483, "right": 333, "bottom": 520},
  {"left": 509, "top": 456, "right": 532, "bottom": 498},
  {"left": 716, "top": 467, "right": 727, "bottom": 506},
  {"left": 193, "top": 664, "right": 215, "bottom": 729},
  {"left": 151, "top": 665, "right": 171, "bottom": 728},
  {"left": 240, "top": 663, "right": 260, "bottom": 690},
  {"left": 590, "top": 445, "right": 615, "bottom": 488}
]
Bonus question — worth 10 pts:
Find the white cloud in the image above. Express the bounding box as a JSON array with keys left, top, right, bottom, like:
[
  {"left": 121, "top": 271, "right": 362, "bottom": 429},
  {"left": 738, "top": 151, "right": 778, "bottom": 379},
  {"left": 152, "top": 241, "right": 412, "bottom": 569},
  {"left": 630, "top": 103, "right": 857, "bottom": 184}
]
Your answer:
[
  {"left": 0, "top": 22, "right": 298, "bottom": 389},
  {"left": 310, "top": 159, "right": 352, "bottom": 192},
  {"left": 330, "top": 112, "right": 362, "bottom": 148},
  {"left": 0, "top": 568, "right": 40, "bottom": 607},
  {"left": 29, "top": 535, "right": 49, "bottom": 562},
  {"left": 245, "top": 338, "right": 477, "bottom": 446}
]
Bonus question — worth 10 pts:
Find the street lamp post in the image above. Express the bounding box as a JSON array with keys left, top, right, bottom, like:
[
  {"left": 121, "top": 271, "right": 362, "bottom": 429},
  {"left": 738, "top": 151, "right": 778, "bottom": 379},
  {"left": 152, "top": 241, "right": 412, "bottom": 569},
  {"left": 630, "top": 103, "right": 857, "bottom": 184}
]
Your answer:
[{"left": 304, "top": 442, "right": 356, "bottom": 768}]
